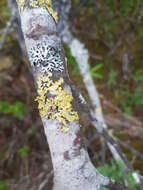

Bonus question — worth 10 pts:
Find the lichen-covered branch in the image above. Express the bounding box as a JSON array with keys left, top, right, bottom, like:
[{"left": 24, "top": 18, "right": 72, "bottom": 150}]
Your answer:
[{"left": 15, "top": 0, "right": 109, "bottom": 189}]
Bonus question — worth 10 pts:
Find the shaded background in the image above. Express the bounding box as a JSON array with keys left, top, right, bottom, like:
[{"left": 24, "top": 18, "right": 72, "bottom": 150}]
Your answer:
[{"left": 0, "top": 0, "right": 143, "bottom": 189}]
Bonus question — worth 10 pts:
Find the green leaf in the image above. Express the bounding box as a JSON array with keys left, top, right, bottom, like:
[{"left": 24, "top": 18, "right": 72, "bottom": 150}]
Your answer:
[
  {"left": 18, "top": 145, "right": 29, "bottom": 158},
  {"left": 98, "top": 160, "right": 139, "bottom": 190},
  {"left": 64, "top": 44, "right": 79, "bottom": 74},
  {"left": 90, "top": 63, "right": 103, "bottom": 79}
]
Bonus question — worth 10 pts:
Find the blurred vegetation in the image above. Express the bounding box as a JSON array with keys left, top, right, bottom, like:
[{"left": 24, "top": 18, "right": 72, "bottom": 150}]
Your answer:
[
  {"left": 0, "top": 181, "right": 7, "bottom": 190},
  {"left": 90, "top": 63, "right": 103, "bottom": 79},
  {"left": 98, "top": 161, "right": 139, "bottom": 190},
  {"left": 72, "top": 0, "right": 143, "bottom": 116},
  {"left": 64, "top": 44, "right": 79, "bottom": 74},
  {"left": 0, "top": 101, "right": 27, "bottom": 119},
  {"left": 17, "top": 145, "right": 29, "bottom": 158}
]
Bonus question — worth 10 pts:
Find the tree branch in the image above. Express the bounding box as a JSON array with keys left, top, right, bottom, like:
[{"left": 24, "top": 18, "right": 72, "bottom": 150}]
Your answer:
[{"left": 0, "top": 15, "right": 15, "bottom": 50}]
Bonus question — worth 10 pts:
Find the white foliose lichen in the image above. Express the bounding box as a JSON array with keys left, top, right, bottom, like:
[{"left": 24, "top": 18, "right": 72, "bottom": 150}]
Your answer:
[
  {"left": 29, "top": 41, "right": 64, "bottom": 73},
  {"left": 79, "top": 94, "right": 86, "bottom": 104}
]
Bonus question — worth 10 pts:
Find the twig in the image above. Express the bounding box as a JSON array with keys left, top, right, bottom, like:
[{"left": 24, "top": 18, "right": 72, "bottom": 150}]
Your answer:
[
  {"left": 38, "top": 171, "right": 53, "bottom": 190},
  {"left": 104, "top": 180, "right": 129, "bottom": 190},
  {"left": 100, "top": 138, "right": 106, "bottom": 166},
  {"left": 0, "top": 15, "right": 15, "bottom": 50},
  {"left": 69, "top": 80, "right": 132, "bottom": 170},
  {"left": 118, "top": 139, "right": 143, "bottom": 161},
  {"left": 7, "top": 0, "right": 27, "bottom": 58}
]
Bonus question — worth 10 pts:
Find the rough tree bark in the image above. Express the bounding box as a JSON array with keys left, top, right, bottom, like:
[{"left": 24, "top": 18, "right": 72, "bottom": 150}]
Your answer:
[{"left": 15, "top": 1, "right": 109, "bottom": 189}]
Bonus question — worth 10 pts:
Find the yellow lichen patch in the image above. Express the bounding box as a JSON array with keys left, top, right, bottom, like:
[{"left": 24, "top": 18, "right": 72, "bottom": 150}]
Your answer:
[
  {"left": 44, "top": 0, "right": 58, "bottom": 22},
  {"left": 16, "top": 0, "right": 25, "bottom": 12},
  {"left": 30, "top": 0, "right": 58, "bottom": 22},
  {"left": 61, "top": 127, "right": 70, "bottom": 134},
  {"left": 35, "top": 73, "right": 79, "bottom": 133},
  {"left": 17, "top": 0, "right": 58, "bottom": 22}
]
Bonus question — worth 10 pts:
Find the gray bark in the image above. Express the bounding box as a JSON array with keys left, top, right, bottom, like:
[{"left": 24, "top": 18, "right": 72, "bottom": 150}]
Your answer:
[{"left": 15, "top": 2, "right": 109, "bottom": 190}]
